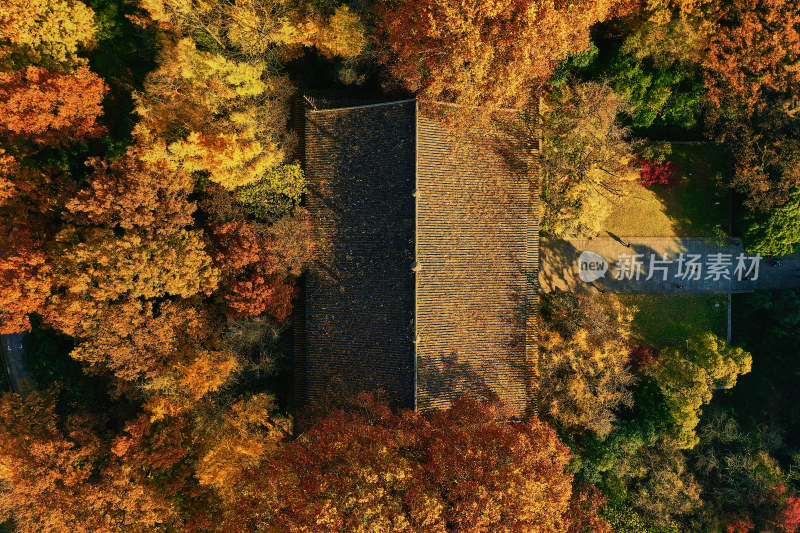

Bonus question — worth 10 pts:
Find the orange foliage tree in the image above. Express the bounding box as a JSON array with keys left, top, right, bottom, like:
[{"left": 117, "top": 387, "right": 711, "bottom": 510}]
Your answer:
[
  {"left": 0, "top": 390, "right": 178, "bottom": 533},
  {"left": 67, "top": 299, "right": 213, "bottom": 381},
  {"left": 380, "top": 0, "right": 628, "bottom": 110},
  {"left": 43, "top": 227, "right": 218, "bottom": 336},
  {"left": 0, "top": 151, "right": 53, "bottom": 333},
  {"left": 226, "top": 396, "right": 609, "bottom": 532},
  {"left": 703, "top": 0, "right": 800, "bottom": 122},
  {"left": 0, "top": 66, "right": 107, "bottom": 146},
  {"left": 65, "top": 153, "right": 195, "bottom": 235},
  {"left": 0, "top": 227, "right": 50, "bottom": 333},
  {"left": 700, "top": 0, "right": 800, "bottom": 210}
]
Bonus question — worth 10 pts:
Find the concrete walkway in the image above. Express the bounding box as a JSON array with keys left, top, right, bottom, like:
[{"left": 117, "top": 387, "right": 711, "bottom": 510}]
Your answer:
[
  {"left": 0, "top": 333, "right": 32, "bottom": 394},
  {"left": 540, "top": 237, "right": 800, "bottom": 293}
]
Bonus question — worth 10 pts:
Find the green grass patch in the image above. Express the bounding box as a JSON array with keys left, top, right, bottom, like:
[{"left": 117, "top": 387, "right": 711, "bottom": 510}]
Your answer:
[
  {"left": 617, "top": 293, "right": 728, "bottom": 348},
  {"left": 603, "top": 144, "right": 731, "bottom": 238}
]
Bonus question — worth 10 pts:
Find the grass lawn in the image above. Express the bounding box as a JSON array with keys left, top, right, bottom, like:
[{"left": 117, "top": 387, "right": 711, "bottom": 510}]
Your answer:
[
  {"left": 616, "top": 293, "right": 729, "bottom": 348},
  {"left": 603, "top": 144, "right": 731, "bottom": 238}
]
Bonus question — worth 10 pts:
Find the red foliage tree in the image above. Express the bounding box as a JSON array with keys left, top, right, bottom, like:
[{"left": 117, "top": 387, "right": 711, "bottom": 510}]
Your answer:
[
  {"left": 778, "top": 494, "right": 800, "bottom": 533},
  {"left": 726, "top": 515, "right": 756, "bottom": 533},
  {"left": 637, "top": 158, "right": 678, "bottom": 187},
  {"left": 766, "top": 484, "right": 800, "bottom": 533},
  {"left": 565, "top": 484, "right": 612, "bottom": 533},
  {"left": 208, "top": 212, "right": 312, "bottom": 321},
  {"left": 226, "top": 396, "right": 607, "bottom": 532},
  {"left": 226, "top": 271, "right": 295, "bottom": 320},
  {"left": 629, "top": 345, "right": 663, "bottom": 370},
  {"left": 0, "top": 66, "right": 108, "bottom": 146}
]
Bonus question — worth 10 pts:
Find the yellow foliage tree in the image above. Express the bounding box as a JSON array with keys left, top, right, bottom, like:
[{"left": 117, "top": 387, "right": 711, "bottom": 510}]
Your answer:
[
  {"left": 142, "top": 349, "right": 239, "bottom": 420},
  {"left": 134, "top": 38, "right": 287, "bottom": 189},
  {"left": 194, "top": 393, "right": 291, "bottom": 498},
  {"left": 139, "top": 0, "right": 365, "bottom": 59},
  {"left": 539, "top": 292, "right": 637, "bottom": 436},
  {"left": 0, "top": 0, "right": 96, "bottom": 68},
  {"left": 541, "top": 82, "right": 640, "bottom": 237},
  {"left": 45, "top": 228, "right": 219, "bottom": 335},
  {"left": 614, "top": 437, "right": 703, "bottom": 524}
]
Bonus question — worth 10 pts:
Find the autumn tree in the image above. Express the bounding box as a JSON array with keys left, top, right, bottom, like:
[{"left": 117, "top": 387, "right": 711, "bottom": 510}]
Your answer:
[
  {"left": 67, "top": 299, "right": 213, "bottom": 381},
  {"left": 138, "top": 0, "right": 365, "bottom": 59},
  {"left": 193, "top": 393, "right": 290, "bottom": 498},
  {"left": 0, "top": 228, "right": 51, "bottom": 333},
  {"left": 648, "top": 332, "right": 752, "bottom": 449},
  {"left": 703, "top": 0, "right": 800, "bottom": 123},
  {"left": 65, "top": 152, "right": 195, "bottom": 235},
  {"left": 613, "top": 437, "right": 703, "bottom": 524},
  {"left": 701, "top": 0, "right": 800, "bottom": 209},
  {"left": 0, "top": 66, "right": 107, "bottom": 146},
  {"left": 226, "top": 396, "right": 608, "bottom": 532},
  {"left": 539, "top": 291, "right": 637, "bottom": 436},
  {"left": 380, "top": 0, "right": 628, "bottom": 111},
  {"left": 141, "top": 348, "right": 240, "bottom": 420},
  {"left": 133, "top": 0, "right": 365, "bottom": 189},
  {"left": 206, "top": 207, "right": 313, "bottom": 320},
  {"left": 0, "top": 389, "right": 178, "bottom": 533},
  {"left": 690, "top": 413, "right": 800, "bottom": 533},
  {"left": 541, "top": 81, "right": 639, "bottom": 237},
  {"left": 235, "top": 162, "right": 305, "bottom": 220},
  {"left": 44, "top": 227, "right": 218, "bottom": 336},
  {"left": 133, "top": 38, "right": 287, "bottom": 189},
  {"left": 0, "top": 152, "right": 53, "bottom": 333},
  {"left": 620, "top": 0, "right": 711, "bottom": 69},
  {"left": 0, "top": 0, "right": 96, "bottom": 68}
]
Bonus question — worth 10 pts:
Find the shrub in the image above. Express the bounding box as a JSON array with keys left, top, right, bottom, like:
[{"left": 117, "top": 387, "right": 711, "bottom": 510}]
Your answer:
[{"left": 637, "top": 158, "right": 678, "bottom": 187}]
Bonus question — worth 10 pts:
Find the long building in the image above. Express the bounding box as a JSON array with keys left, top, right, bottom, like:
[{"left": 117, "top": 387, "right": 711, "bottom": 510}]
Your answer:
[{"left": 294, "top": 98, "right": 539, "bottom": 417}]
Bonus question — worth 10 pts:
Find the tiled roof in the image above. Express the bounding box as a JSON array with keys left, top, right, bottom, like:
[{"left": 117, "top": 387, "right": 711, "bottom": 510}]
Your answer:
[
  {"left": 298, "top": 99, "right": 539, "bottom": 416},
  {"left": 415, "top": 110, "right": 537, "bottom": 417},
  {"left": 300, "top": 101, "right": 416, "bottom": 408}
]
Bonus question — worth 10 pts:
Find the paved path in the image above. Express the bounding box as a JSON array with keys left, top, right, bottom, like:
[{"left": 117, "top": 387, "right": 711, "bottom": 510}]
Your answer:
[
  {"left": 540, "top": 237, "right": 800, "bottom": 293},
  {"left": 0, "top": 333, "right": 32, "bottom": 394}
]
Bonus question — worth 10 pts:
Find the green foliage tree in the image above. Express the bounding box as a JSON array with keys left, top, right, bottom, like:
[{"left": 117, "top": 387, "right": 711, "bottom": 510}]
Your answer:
[
  {"left": 235, "top": 162, "right": 305, "bottom": 220},
  {"left": 603, "top": 505, "right": 689, "bottom": 533},
  {"left": 649, "top": 333, "right": 752, "bottom": 449},
  {"left": 744, "top": 187, "right": 800, "bottom": 257},
  {"left": 604, "top": 53, "right": 704, "bottom": 129},
  {"left": 690, "top": 413, "right": 800, "bottom": 532}
]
